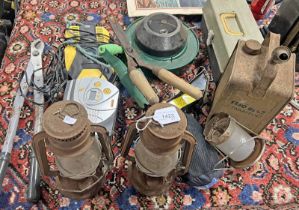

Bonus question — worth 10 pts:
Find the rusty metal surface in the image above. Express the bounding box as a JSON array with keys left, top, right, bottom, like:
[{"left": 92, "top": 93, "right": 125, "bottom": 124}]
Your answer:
[
  {"left": 42, "top": 101, "right": 89, "bottom": 140},
  {"left": 146, "top": 103, "right": 187, "bottom": 139}
]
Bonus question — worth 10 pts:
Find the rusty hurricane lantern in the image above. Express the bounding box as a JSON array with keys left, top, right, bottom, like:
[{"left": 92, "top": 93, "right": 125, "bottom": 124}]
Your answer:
[
  {"left": 121, "top": 103, "right": 196, "bottom": 196},
  {"left": 32, "top": 101, "right": 113, "bottom": 199}
]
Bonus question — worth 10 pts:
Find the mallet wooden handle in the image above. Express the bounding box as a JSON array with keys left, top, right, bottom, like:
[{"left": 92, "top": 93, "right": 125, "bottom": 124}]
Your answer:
[
  {"left": 129, "top": 68, "right": 159, "bottom": 105},
  {"left": 152, "top": 67, "right": 203, "bottom": 100}
]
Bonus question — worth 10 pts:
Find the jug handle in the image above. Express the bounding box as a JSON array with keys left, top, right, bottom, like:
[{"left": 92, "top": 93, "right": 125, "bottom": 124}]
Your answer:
[
  {"left": 179, "top": 131, "right": 197, "bottom": 175},
  {"left": 90, "top": 125, "right": 114, "bottom": 165},
  {"left": 121, "top": 122, "right": 138, "bottom": 157},
  {"left": 32, "top": 131, "right": 59, "bottom": 177}
]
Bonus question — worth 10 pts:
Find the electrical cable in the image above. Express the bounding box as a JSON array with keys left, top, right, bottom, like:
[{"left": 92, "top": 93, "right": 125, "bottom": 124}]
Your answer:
[
  {"left": 65, "top": 27, "right": 116, "bottom": 45},
  {"left": 65, "top": 28, "right": 114, "bottom": 40},
  {"left": 19, "top": 42, "right": 68, "bottom": 105},
  {"left": 20, "top": 24, "right": 115, "bottom": 106}
]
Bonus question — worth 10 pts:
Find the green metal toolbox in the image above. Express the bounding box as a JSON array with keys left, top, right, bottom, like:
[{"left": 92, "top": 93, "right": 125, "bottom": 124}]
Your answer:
[{"left": 202, "top": 0, "right": 264, "bottom": 82}]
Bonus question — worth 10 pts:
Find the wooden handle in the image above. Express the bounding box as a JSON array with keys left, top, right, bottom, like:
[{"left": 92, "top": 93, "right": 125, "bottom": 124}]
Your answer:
[
  {"left": 129, "top": 68, "right": 159, "bottom": 104},
  {"left": 152, "top": 68, "right": 203, "bottom": 100}
]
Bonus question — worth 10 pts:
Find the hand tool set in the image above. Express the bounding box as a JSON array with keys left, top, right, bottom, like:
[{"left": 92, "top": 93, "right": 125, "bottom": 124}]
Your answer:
[{"left": 0, "top": 0, "right": 297, "bottom": 200}]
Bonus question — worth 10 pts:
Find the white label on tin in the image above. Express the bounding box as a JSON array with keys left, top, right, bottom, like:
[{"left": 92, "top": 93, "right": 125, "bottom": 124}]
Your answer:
[
  {"left": 153, "top": 106, "right": 180, "bottom": 126},
  {"left": 63, "top": 115, "right": 77, "bottom": 125}
]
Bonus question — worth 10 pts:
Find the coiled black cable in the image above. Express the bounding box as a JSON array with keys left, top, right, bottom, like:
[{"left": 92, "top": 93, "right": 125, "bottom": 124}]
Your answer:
[{"left": 20, "top": 25, "right": 114, "bottom": 106}]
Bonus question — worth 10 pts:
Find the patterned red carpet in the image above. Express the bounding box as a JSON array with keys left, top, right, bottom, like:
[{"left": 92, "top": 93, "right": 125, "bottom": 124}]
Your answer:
[{"left": 0, "top": 0, "right": 298, "bottom": 209}]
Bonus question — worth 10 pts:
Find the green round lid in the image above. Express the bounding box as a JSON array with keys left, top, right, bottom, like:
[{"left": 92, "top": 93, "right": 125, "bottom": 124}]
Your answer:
[{"left": 126, "top": 18, "right": 200, "bottom": 71}]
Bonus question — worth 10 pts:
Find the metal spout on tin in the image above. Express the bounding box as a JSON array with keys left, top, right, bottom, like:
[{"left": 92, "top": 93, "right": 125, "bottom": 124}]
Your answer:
[
  {"left": 251, "top": 33, "right": 293, "bottom": 97},
  {"left": 270, "top": 46, "right": 291, "bottom": 64}
]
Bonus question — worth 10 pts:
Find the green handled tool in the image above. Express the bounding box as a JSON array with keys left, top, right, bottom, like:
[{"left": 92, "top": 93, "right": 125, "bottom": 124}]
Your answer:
[
  {"left": 99, "top": 44, "right": 148, "bottom": 108},
  {"left": 109, "top": 17, "right": 203, "bottom": 102}
]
